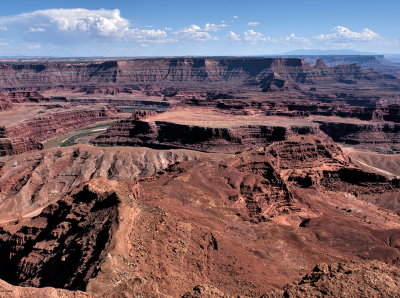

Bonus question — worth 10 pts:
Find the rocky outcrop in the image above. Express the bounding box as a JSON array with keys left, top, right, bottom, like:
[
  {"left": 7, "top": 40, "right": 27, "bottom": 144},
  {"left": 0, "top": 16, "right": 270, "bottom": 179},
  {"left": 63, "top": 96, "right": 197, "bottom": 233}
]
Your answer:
[
  {"left": 0, "top": 279, "right": 89, "bottom": 297},
  {"left": 320, "top": 167, "right": 400, "bottom": 196},
  {"left": 6, "top": 91, "right": 47, "bottom": 103},
  {"left": 257, "top": 136, "right": 400, "bottom": 195},
  {"left": 0, "top": 100, "right": 13, "bottom": 111},
  {"left": 374, "top": 103, "right": 400, "bottom": 122},
  {"left": 260, "top": 73, "right": 292, "bottom": 92},
  {"left": 185, "top": 260, "right": 400, "bottom": 297},
  {"left": 267, "top": 135, "right": 349, "bottom": 169},
  {"left": 0, "top": 179, "right": 125, "bottom": 290},
  {"left": 265, "top": 261, "right": 400, "bottom": 297},
  {"left": 0, "top": 137, "right": 43, "bottom": 156},
  {"left": 0, "top": 91, "right": 47, "bottom": 112},
  {"left": 131, "top": 109, "right": 157, "bottom": 120}
]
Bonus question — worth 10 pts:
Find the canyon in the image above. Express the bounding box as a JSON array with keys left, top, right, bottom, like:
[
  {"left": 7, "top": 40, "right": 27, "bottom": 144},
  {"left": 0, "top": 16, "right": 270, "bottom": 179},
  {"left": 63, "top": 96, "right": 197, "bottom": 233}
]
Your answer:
[
  {"left": 0, "top": 103, "right": 121, "bottom": 156},
  {"left": 0, "top": 56, "right": 399, "bottom": 297}
]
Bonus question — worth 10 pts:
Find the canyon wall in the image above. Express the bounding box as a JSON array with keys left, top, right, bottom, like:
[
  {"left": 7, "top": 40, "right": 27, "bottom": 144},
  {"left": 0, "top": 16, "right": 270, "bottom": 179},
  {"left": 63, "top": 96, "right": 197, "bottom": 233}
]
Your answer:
[
  {"left": 92, "top": 111, "right": 400, "bottom": 154},
  {"left": 0, "top": 106, "right": 119, "bottom": 156},
  {"left": 92, "top": 116, "right": 323, "bottom": 153},
  {"left": 317, "top": 121, "right": 400, "bottom": 153},
  {"left": 0, "top": 58, "right": 396, "bottom": 92}
]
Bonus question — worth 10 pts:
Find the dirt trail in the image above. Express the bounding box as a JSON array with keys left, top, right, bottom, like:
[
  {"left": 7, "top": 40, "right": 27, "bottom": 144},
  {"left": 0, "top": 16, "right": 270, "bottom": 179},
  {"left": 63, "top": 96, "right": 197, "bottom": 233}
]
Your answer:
[
  {"left": 352, "top": 158, "right": 398, "bottom": 178},
  {"left": 0, "top": 206, "right": 46, "bottom": 225}
]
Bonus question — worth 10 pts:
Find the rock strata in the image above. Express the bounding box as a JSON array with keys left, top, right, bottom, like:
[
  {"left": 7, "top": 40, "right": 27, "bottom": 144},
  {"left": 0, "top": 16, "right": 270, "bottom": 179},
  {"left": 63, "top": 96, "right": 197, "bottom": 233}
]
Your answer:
[
  {"left": 0, "top": 106, "right": 119, "bottom": 156},
  {"left": 0, "top": 58, "right": 397, "bottom": 93}
]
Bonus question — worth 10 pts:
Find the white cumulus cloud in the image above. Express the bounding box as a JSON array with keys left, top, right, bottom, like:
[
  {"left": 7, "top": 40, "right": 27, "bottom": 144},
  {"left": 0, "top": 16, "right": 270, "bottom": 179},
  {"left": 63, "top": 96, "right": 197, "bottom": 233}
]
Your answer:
[
  {"left": 243, "top": 30, "right": 271, "bottom": 43},
  {"left": 231, "top": 16, "right": 239, "bottom": 23},
  {"left": 174, "top": 24, "right": 218, "bottom": 41},
  {"left": 314, "top": 26, "right": 379, "bottom": 42},
  {"left": 0, "top": 8, "right": 168, "bottom": 43},
  {"left": 225, "top": 31, "right": 241, "bottom": 42},
  {"left": 0, "top": 10, "right": 390, "bottom": 54},
  {"left": 226, "top": 30, "right": 274, "bottom": 44},
  {"left": 247, "top": 22, "right": 260, "bottom": 27},
  {"left": 281, "top": 33, "right": 310, "bottom": 44},
  {"left": 203, "top": 23, "right": 228, "bottom": 32},
  {"left": 24, "top": 43, "right": 41, "bottom": 50},
  {"left": 29, "top": 27, "right": 46, "bottom": 33}
]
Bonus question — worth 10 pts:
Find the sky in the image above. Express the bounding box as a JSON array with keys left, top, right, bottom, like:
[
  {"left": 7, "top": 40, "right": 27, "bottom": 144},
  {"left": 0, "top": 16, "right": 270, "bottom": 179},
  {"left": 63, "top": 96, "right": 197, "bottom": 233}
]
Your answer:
[{"left": 0, "top": 0, "right": 399, "bottom": 57}]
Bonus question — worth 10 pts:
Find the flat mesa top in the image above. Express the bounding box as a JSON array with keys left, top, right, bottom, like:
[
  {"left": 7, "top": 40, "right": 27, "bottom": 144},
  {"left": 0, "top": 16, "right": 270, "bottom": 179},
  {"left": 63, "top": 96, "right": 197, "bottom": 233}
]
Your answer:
[
  {"left": 143, "top": 108, "right": 381, "bottom": 128},
  {"left": 0, "top": 105, "right": 44, "bottom": 127},
  {"left": 144, "top": 108, "right": 316, "bottom": 128}
]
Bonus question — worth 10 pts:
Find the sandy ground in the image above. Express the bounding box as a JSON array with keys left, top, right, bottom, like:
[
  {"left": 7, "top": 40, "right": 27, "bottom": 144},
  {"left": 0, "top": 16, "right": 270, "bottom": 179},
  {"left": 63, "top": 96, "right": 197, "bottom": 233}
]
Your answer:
[
  {"left": 143, "top": 107, "right": 380, "bottom": 128},
  {"left": 0, "top": 105, "right": 45, "bottom": 127}
]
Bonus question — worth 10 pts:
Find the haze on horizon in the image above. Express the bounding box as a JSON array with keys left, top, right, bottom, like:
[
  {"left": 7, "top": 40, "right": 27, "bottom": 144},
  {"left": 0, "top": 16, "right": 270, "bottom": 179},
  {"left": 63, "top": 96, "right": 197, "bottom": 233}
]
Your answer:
[{"left": 0, "top": 0, "right": 399, "bottom": 57}]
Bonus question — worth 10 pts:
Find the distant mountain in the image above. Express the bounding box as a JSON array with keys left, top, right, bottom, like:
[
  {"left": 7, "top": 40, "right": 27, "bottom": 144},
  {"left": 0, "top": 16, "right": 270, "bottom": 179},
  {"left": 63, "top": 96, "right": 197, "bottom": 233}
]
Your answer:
[
  {"left": 385, "top": 54, "right": 400, "bottom": 63},
  {"left": 282, "top": 49, "right": 378, "bottom": 55}
]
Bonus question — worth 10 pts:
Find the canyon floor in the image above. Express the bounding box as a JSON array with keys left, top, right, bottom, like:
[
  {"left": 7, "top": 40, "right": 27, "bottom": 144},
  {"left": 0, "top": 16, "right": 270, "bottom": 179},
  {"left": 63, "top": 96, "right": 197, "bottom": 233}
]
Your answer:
[{"left": 0, "top": 56, "right": 399, "bottom": 297}]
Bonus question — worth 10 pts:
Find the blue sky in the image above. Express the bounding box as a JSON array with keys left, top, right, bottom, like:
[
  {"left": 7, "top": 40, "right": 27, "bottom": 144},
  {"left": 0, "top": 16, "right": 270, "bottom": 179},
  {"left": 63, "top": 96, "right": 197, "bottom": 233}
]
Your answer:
[{"left": 0, "top": 0, "right": 399, "bottom": 56}]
